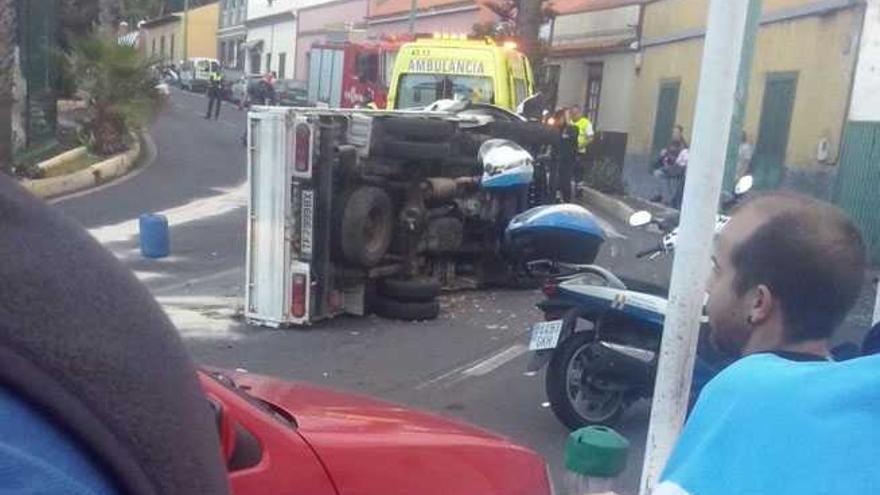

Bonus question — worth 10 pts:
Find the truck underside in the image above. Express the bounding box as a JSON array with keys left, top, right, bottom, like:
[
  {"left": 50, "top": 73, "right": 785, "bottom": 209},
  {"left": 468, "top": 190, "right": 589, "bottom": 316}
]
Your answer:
[{"left": 246, "top": 107, "right": 562, "bottom": 326}]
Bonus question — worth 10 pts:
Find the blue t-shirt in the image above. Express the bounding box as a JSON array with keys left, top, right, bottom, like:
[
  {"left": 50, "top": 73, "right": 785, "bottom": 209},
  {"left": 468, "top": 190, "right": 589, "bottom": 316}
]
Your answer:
[
  {"left": 658, "top": 353, "right": 880, "bottom": 495},
  {"left": 0, "top": 387, "right": 118, "bottom": 494}
]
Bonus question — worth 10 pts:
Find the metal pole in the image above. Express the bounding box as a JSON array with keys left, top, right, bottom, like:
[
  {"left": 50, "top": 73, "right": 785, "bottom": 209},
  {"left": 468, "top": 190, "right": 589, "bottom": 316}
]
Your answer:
[
  {"left": 408, "top": 0, "right": 417, "bottom": 34},
  {"left": 872, "top": 278, "right": 880, "bottom": 327},
  {"left": 638, "top": 1, "right": 761, "bottom": 493},
  {"left": 182, "top": 0, "right": 190, "bottom": 62},
  {"left": 721, "top": 0, "right": 763, "bottom": 191}
]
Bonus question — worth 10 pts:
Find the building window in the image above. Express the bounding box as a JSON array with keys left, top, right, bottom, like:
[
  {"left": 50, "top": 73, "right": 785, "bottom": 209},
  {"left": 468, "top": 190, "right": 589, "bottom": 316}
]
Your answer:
[
  {"left": 228, "top": 43, "right": 235, "bottom": 67},
  {"left": 170, "top": 34, "right": 175, "bottom": 62},
  {"left": 542, "top": 64, "right": 561, "bottom": 110},
  {"left": 277, "top": 53, "right": 286, "bottom": 79},
  {"left": 584, "top": 62, "right": 603, "bottom": 126},
  {"left": 160, "top": 35, "right": 166, "bottom": 59},
  {"left": 152, "top": 38, "right": 156, "bottom": 55},
  {"left": 251, "top": 52, "right": 261, "bottom": 74},
  {"left": 220, "top": 42, "right": 226, "bottom": 65},
  {"left": 266, "top": 52, "right": 272, "bottom": 73}
]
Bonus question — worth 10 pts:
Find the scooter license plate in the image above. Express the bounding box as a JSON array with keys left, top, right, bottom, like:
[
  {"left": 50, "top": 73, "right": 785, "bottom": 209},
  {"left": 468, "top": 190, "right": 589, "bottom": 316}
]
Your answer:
[{"left": 529, "top": 320, "right": 564, "bottom": 351}]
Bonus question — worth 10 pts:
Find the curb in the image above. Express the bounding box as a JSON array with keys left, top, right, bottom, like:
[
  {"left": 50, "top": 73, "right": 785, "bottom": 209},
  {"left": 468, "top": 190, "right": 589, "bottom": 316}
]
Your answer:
[
  {"left": 579, "top": 185, "right": 637, "bottom": 224},
  {"left": 579, "top": 185, "right": 679, "bottom": 224},
  {"left": 22, "top": 134, "right": 142, "bottom": 199},
  {"left": 37, "top": 146, "right": 87, "bottom": 172}
]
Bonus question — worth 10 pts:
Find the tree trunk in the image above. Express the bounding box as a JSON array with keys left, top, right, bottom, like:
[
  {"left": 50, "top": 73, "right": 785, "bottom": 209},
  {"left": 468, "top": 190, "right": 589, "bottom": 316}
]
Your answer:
[
  {"left": 515, "top": 0, "right": 542, "bottom": 60},
  {"left": 0, "top": 0, "right": 17, "bottom": 173}
]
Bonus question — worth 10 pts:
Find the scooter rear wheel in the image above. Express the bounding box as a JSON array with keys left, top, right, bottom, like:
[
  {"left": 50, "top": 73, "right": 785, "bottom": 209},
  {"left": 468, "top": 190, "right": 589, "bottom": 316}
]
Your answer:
[{"left": 546, "top": 329, "right": 625, "bottom": 430}]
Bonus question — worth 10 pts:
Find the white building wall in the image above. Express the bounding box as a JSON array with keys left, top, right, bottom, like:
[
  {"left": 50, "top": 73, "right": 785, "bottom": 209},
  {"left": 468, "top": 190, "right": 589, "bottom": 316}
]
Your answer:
[
  {"left": 553, "top": 52, "right": 635, "bottom": 133},
  {"left": 552, "top": 6, "right": 639, "bottom": 48},
  {"left": 246, "top": 0, "right": 350, "bottom": 79},
  {"left": 850, "top": 0, "right": 880, "bottom": 122},
  {"left": 247, "top": 20, "right": 297, "bottom": 78}
]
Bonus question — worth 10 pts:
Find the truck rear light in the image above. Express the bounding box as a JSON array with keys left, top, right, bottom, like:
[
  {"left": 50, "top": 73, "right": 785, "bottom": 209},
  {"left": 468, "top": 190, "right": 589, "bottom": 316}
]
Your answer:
[
  {"left": 294, "top": 123, "right": 311, "bottom": 173},
  {"left": 542, "top": 282, "right": 558, "bottom": 298},
  {"left": 292, "top": 274, "right": 307, "bottom": 318}
]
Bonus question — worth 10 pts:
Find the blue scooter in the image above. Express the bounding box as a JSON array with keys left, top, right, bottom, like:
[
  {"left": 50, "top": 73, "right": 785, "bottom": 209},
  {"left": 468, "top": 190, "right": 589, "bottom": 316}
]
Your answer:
[{"left": 509, "top": 176, "right": 753, "bottom": 430}]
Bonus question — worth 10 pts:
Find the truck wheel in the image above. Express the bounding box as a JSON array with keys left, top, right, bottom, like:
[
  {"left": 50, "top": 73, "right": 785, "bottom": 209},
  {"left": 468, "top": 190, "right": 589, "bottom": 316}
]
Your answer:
[
  {"left": 546, "top": 330, "right": 625, "bottom": 430},
  {"left": 372, "top": 295, "right": 440, "bottom": 321},
  {"left": 379, "top": 277, "right": 441, "bottom": 302},
  {"left": 341, "top": 187, "right": 393, "bottom": 267},
  {"left": 379, "top": 117, "right": 456, "bottom": 140}
]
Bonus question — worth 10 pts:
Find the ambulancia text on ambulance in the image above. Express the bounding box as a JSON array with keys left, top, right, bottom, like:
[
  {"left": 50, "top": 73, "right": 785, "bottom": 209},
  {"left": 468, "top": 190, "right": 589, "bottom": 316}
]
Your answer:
[{"left": 386, "top": 34, "right": 535, "bottom": 112}]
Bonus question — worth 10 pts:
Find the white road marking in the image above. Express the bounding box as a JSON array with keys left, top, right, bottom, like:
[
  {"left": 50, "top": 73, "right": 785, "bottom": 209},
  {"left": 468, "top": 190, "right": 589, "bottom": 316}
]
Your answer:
[
  {"left": 151, "top": 267, "right": 242, "bottom": 294},
  {"left": 461, "top": 343, "right": 528, "bottom": 376},
  {"left": 133, "top": 271, "right": 165, "bottom": 282},
  {"left": 157, "top": 295, "right": 243, "bottom": 340},
  {"left": 87, "top": 183, "right": 246, "bottom": 245},
  {"left": 416, "top": 342, "right": 529, "bottom": 390}
]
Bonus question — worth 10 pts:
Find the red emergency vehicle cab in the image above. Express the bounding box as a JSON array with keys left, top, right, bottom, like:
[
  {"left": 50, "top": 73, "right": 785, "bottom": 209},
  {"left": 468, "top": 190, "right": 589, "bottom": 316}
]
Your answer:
[{"left": 306, "top": 40, "right": 401, "bottom": 109}]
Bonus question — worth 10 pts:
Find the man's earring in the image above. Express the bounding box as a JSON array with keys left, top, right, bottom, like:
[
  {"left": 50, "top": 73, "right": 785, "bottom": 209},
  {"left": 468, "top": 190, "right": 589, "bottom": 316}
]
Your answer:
[{"left": 747, "top": 315, "right": 754, "bottom": 325}]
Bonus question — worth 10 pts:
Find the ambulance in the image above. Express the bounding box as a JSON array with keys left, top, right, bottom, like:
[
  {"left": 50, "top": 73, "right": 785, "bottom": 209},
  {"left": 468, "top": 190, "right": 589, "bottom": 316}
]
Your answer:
[{"left": 386, "top": 35, "right": 535, "bottom": 111}]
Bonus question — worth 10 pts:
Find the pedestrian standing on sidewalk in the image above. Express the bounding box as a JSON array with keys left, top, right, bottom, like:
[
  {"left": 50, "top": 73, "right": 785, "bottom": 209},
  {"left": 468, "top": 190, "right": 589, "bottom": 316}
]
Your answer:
[
  {"left": 655, "top": 192, "right": 874, "bottom": 495},
  {"left": 652, "top": 124, "right": 689, "bottom": 207},
  {"left": 205, "top": 69, "right": 224, "bottom": 120},
  {"left": 735, "top": 130, "right": 754, "bottom": 180},
  {"left": 568, "top": 106, "right": 594, "bottom": 191}
]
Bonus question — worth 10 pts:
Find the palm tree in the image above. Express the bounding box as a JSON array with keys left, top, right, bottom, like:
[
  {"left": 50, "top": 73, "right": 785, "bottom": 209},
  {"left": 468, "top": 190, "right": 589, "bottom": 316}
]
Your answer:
[{"left": 69, "top": 33, "right": 160, "bottom": 155}]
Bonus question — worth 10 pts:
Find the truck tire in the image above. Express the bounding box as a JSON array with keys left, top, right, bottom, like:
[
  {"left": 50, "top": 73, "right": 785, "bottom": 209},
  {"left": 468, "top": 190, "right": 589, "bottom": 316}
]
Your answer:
[
  {"left": 341, "top": 186, "right": 393, "bottom": 267},
  {"left": 372, "top": 295, "right": 440, "bottom": 321},
  {"left": 379, "top": 277, "right": 442, "bottom": 302},
  {"left": 381, "top": 140, "right": 451, "bottom": 161},
  {"left": 379, "top": 117, "right": 456, "bottom": 140}
]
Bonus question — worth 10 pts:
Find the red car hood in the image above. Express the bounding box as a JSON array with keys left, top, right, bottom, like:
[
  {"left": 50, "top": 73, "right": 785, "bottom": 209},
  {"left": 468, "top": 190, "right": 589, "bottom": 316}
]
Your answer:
[{"left": 222, "top": 369, "right": 549, "bottom": 495}]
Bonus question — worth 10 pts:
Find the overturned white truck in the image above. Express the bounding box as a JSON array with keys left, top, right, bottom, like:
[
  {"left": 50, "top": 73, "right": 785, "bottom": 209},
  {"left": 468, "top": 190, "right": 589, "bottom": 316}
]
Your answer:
[{"left": 244, "top": 103, "right": 569, "bottom": 327}]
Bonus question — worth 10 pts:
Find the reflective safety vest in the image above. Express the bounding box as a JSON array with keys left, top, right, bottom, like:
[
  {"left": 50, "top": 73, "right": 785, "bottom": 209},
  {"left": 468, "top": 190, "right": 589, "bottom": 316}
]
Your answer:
[
  {"left": 572, "top": 116, "right": 594, "bottom": 154},
  {"left": 208, "top": 72, "right": 223, "bottom": 91}
]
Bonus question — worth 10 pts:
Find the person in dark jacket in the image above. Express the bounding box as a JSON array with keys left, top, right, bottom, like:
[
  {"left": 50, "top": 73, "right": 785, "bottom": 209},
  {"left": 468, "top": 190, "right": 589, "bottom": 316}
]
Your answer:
[
  {"left": 205, "top": 70, "right": 224, "bottom": 120},
  {"left": 0, "top": 174, "right": 229, "bottom": 494},
  {"left": 550, "top": 108, "right": 578, "bottom": 202}
]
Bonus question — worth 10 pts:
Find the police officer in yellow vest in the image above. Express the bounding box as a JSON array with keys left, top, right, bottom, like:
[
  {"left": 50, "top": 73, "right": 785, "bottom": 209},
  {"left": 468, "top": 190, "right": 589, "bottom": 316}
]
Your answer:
[
  {"left": 205, "top": 70, "right": 224, "bottom": 120},
  {"left": 568, "top": 106, "right": 594, "bottom": 187}
]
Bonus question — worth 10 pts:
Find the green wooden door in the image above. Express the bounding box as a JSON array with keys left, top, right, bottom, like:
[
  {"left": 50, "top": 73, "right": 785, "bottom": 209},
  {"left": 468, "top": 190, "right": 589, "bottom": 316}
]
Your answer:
[
  {"left": 753, "top": 73, "right": 798, "bottom": 189},
  {"left": 833, "top": 121, "right": 880, "bottom": 263},
  {"left": 650, "top": 81, "right": 680, "bottom": 161}
]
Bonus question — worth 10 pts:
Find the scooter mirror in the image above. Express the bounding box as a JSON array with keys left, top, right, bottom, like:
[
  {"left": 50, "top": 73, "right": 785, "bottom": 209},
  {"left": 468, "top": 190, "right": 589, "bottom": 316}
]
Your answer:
[
  {"left": 629, "top": 210, "right": 653, "bottom": 227},
  {"left": 734, "top": 174, "right": 754, "bottom": 195}
]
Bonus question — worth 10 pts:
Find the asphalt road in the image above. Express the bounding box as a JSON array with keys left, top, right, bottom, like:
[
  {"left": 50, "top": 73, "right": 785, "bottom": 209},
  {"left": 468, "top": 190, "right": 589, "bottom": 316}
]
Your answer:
[{"left": 53, "top": 89, "right": 878, "bottom": 495}]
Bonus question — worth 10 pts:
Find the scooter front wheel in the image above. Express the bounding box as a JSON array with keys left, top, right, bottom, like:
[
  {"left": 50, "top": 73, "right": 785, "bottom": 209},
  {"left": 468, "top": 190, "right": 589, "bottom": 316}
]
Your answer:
[{"left": 546, "top": 330, "right": 625, "bottom": 429}]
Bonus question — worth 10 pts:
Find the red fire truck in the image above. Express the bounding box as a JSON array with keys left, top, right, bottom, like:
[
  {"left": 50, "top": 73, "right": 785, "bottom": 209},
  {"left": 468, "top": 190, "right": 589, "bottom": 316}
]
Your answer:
[{"left": 306, "top": 38, "right": 404, "bottom": 109}]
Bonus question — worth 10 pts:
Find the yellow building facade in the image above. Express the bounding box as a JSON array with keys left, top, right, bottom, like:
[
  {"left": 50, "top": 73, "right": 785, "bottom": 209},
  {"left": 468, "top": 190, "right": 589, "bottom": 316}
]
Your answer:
[
  {"left": 142, "top": 2, "right": 219, "bottom": 64},
  {"left": 631, "top": 0, "right": 864, "bottom": 177}
]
